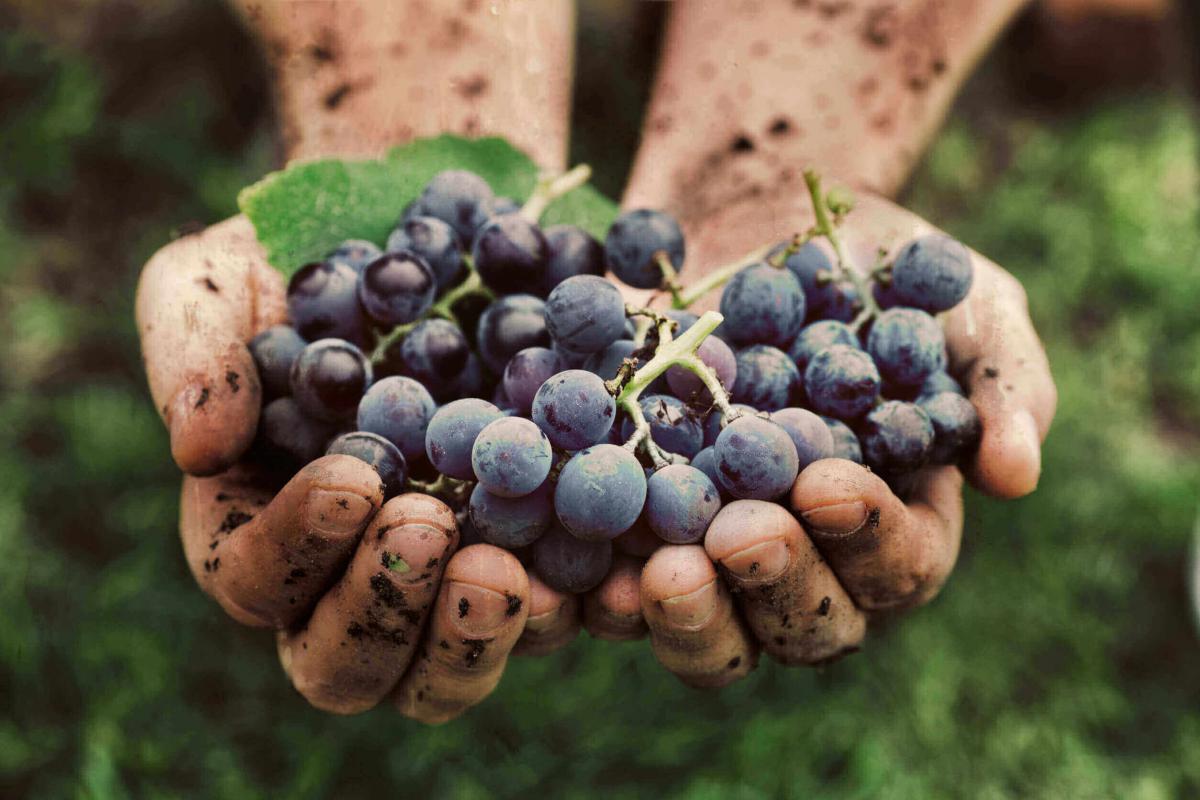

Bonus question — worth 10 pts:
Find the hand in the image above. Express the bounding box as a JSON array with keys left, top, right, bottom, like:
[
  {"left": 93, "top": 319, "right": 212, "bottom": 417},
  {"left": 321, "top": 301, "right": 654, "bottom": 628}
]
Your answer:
[{"left": 611, "top": 188, "right": 1057, "bottom": 684}]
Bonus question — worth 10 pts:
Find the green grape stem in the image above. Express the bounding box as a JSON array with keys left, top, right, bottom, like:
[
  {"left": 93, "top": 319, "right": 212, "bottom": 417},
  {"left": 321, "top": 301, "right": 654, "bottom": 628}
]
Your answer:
[
  {"left": 520, "top": 163, "right": 593, "bottom": 222},
  {"left": 802, "top": 169, "right": 880, "bottom": 330},
  {"left": 671, "top": 243, "right": 774, "bottom": 309}
]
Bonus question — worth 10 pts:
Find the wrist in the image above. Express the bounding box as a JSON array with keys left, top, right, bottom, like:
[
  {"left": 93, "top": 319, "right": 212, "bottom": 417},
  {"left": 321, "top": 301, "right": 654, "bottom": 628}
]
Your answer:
[{"left": 233, "top": 0, "right": 574, "bottom": 167}]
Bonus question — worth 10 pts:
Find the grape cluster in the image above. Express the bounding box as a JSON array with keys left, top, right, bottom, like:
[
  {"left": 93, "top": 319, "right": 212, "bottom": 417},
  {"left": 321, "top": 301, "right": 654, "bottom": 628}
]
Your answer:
[{"left": 249, "top": 167, "right": 982, "bottom": 596}]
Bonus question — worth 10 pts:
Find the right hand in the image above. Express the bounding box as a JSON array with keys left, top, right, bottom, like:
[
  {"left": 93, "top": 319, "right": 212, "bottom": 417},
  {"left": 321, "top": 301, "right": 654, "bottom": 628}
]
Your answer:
[{"left": 136, "top": 216, "right": 593, "bottom": 722}]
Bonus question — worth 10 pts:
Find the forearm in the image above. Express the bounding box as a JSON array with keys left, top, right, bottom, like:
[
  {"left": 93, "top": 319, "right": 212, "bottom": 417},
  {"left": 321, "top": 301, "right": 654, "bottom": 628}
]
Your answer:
[
  {"left": 232, "top": 0, "right": 574, "bottom": 167},
  {"left": 624, "top": 0, "right": 1030, "bottom": 219}
]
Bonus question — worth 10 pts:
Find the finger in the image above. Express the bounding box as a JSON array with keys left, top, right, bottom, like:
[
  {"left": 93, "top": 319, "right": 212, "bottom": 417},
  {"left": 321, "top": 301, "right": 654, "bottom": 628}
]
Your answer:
[
  {"left": 180, "top": 454, "right": 384, "bottom": 628},
  {"left": 392, "top": 544, "right": 530, "bottom": 724},
  {"left": 583, "top": 554, "right": 647, "bottom": 642},
  {"left": 706, "top": 500, "right": 866, "bottom": 666},
  {"left": 943, "top": 262, "right": 1057, "bottom": 498},
  {"left": 279, "top": 494, "right": 458, "bottom": 714},
  {"left": 513, "top": 572, "right": 581, "bottom": 657},
  {"left": 135, "top": 216, "right": 287, "bottom": 475},
  {"left": 640, "top": 545, "right": 758, "bottom": 688},
  {"left": 792, "top": 460, "right": 963, "bottom": 611}
]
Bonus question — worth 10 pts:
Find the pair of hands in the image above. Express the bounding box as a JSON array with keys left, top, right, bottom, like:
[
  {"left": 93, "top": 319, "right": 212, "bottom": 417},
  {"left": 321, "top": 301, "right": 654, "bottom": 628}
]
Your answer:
[{"left": 136, "top": 185, "right": 1056, "bottom": 723}]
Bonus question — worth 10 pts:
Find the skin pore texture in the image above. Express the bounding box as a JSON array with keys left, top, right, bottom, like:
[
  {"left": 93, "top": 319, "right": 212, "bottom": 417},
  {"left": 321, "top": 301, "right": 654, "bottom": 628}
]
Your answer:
[{"left": 136, "top": 0, "right": 1054, "bottom": 721}]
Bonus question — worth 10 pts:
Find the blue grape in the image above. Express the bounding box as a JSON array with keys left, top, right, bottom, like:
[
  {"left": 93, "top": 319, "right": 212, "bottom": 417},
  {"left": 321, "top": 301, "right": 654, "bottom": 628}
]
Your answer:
[
  {"left": 872, "top": 277, "right": 902, "bottom": 310},
  {"left": 771, "top": 240, "right": 865, "bottom": 322},
  {"left": 478, "top": 195, "right": 521, "bottom": 223},
  {"left": 860, "top": 400, "right": 935, "bottom": 475},
  {"left": 472, "top": 213, "right": 549, "bottom": 296},
  {"left": 665, "top": 309, "right": 699, "bottom": 334},
  {"left": 804, "top": 344, "right": 881, "bottom": 420},
  {"left": 249, "top": 324, "right": 307, "bottom": 399},
  {"left": 917, "top": 391, "right": 981, "bottom": 464},
  {"left": 356, "top": 375, "right": 436, "bottom": 462},
  {"left": 604, "top": 208, "right": 685, "bottom": 289},
  {"left": 814, "top": 279, "right": 863, "bottom": 323},
  {"left": 890, "top": 234, "right": 974, "bottom": 312},
  {"left": 645, "top": 464, "right": 722, "bottom": 544},
  {"left": 719, "top": 263, "right": 806, "bottom": 347},
  {"left": 290, "top": 338, "right": 373, "bottom": 422},
  {"left": 552, "top": 343, "right": 591, "bottom": 369},
  {"left": 326, "top": 431, "right": 408, "bottom": 498},
  {"left": 713, "top": 416, "right": 800, "bottom": 500},
  {"left": 326, "top": 239, "right": 382, "bottom": 272},
  {"left": 411, "top": 170, "right": 494, "bottom": 244},
  {"left": 620, "top": 394, "right": 704, "bottom": 458},
  {"left": 258, "top": 397, "right": 334, "bottom": 465},
  {"left": 788, "top": 320, "right": 859, "bottom": 372},
  {"left": 544, "top": 274, "right": 626, "bottom": 354},
  {"left": 867, "top": 307, "right": 947, "bottom": 388},
  {"left": 822, "top": 416, "right": 864, "bottom": 464},
  {"left": 424, "top": 398, "right": 503, "bottom": 480},
  {"left": 732, "top": 345, "right": 802, "bottom": 411},
  {"left": 393, "top": 318, "right": 470, "bottom": 398},
  {"left": 502, "top": 347, "right": 561, "bottom": 415},
  {"left": 919, "top": 370, "right": 964, "bottom": 398},
  {"left": 531, "top": 524, "right": 613, "bottom": 593},
  {"left": 690, "top": 446, "right": 724, "bottom": 492},
  {"left": 543, "top": 224, "right": 605, "bottom": 293},
  {"left": 666, "top": 335, "right": 737, "bottom": 405},
  {"left": 583, "top": 339, "right": 638, "bottom": 380},
  {"left": 471, "top": 416, "right": 553, "bottom": 498},
  {"left": 287, "top": 260, "right": 371, "bottom": 347},
  {"left": 476, "top": 294, "right": 551, "bottom": 373},
  {"left": 554, "top": 444, "right": 647, "bottom": 540},
  {"left": 532, "top": 369, "right": 616, "bottom": 450},
  {"left": 385, "top": 215, "right": 464, "bottom": 289},
  {"left": 702, "top": 404, "right": 757, "bottom": 447},
  {"left": 771, "top": 407, "right": 836, "bottom": 470},
  {"left": 468, "top": 480, "right": 553, "bottom": 548},
  {"left": 773, "top": 240, "right": 830, "bottom": 294},
  {"left": 357, "top": 251, "right": 437, "bottom": 327},
  {"left": 447, "top": 352, "right": 486, "bottom": 401}
]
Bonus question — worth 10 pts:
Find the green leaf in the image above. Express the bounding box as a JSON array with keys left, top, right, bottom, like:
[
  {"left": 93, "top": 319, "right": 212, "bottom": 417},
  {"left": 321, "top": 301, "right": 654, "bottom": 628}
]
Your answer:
[{"left": 237, "top": 135, "right": 618, "bottom": 276}]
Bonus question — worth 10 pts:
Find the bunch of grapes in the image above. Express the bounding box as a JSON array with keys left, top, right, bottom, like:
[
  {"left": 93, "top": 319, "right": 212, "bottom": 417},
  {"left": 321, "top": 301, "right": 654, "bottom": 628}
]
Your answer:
[{"left": 250, "top": 165, "right": 981, "bottom": 596}]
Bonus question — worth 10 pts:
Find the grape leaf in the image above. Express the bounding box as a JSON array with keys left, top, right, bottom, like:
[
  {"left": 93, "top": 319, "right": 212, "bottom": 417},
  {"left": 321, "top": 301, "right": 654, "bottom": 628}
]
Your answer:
[{"left": 238, "top": 135, "right": 618, "bottom": 276}]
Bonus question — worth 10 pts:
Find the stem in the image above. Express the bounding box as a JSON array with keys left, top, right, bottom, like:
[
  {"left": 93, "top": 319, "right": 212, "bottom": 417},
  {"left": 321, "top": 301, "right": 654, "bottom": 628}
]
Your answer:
[
  {"left": 655, "top": 252, "right": 686, "bottom": 306},
  {"left": 673, "top": 243, "right": 774, "bottom": 309},
  {"left": 405, "top": 473, "right": 471, "bottom": 507},
  {"left": 675, "top": 353, "right": 734, "bottom": 419},
  {"left": 802, "top": 169, "right": 880, "bottom": 325},
  {"left": 520, "top": 164, "right": 593, "bottom": 222},
  {"left": 766, "top": 230, "right": 817, "bottom": 268}
]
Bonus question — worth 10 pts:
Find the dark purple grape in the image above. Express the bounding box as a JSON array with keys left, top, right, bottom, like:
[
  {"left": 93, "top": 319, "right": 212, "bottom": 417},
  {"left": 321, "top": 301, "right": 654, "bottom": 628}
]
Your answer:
[
  {"left": 476, "top": 294, "right": 551, "bottom": 373},
  {"left": 543, "top": 224, "right": 605, "bottom": 293},
  {"left": 469, "top": 480, "right": 553, "bottom": 549},
  {"left": 804, "top": 344, "right": 881, "bottom": 420},
  {"left": 583, "top": 339, "right": 638, "bottom": 381},
  {"left": 544, "top": 275, "right": 626, "bottom": 354},
  {"left": 358, "top": 251, "right": 437, "bottom": 327},
  {"left": 394, "top": 318, "right": 470, "bottom": 399},
  {"left": 287, "top": 260, "right": 372, "bottom": 347},
  {"left": 822, "top": 416, "right": 863, "bottom": 464},
  {"left": 249, "top": 324, "right": 307, "bottom": 399},
  {"left": 645, "top": 464, "right": 721, "bottom": 544},
  {"left": 713, "top": 415, "right": 799, "bottom": 500},
  {"left": 326, "top": 239, "right": 382, "bottom": 272},
  {"left": 719, "top": 263, "right": 806, "bottom": 347},
  {"left": 290, "top": 338, "right": 373, "bottom": 422},
  {"left": 866, "top": 307, "right": 947, "bottom": 389},
  {"left": 859, "top": 400, "right": 935, "bottom": 475},
  {"left": 788, "top": 320, "right": 859, "bottom": 372},
  {"left": 471, "top": 417, "right": 553, "bottom": 498},
  {"left": 258, "top": 396, "right": 335, "bottom": 465},
  {"left": 424, "top": 398, "right": 503, "bottom": 480},
  {"left": 554, "top": 445, "right": 647, "bottom": 541},
  {"left": 732, "top": 345, "right": 802, "bottom": 411},
  {"left": 666, "top": 335, "right": 737, "bottom": 405},
  {"left": 531, "top": 524, "right": 612, "bottom": 594},
  {"left": 472, "top": 213, "right": 549, "bottom": 296},
  {"left": 532, "top": 369, "right": 616, "bottom": 450},
  {"left": 356, "top": 376, "right": 436, "bottom": 463},
  {"left": 702, "top": 404, "right": 757, "bottom": 447},
  {"left": 411, "top": 170, "right": 494, "bottom": 244},
  {"left": 770, "top": 407, "right": 835, "bottom": 470},
  {"left": 502, "top": 347, "right": 561, "bottom": 416},
  {"left": 620, "top": 394, "right": 704, "bottom": 458},
  {"left": 326, "top": 431, "right": 408, "bottom": 497},
  {"left": 919, "top": 370, "right": 964, "bottom": 398},
  {"left": 890, "top": 234, "right": 974, "bottom": 312},
  {"left": 917, "top": 391, "right": 981, "bottom": 464},
  {"left": 605, "top": 209, "right": 685, "bottom": 289},
  {"left": 690, "top": 446, "right": 725, "bottom": 493},
  {"left": 385, "top": 215, "right": 464, "bottom": 290}
]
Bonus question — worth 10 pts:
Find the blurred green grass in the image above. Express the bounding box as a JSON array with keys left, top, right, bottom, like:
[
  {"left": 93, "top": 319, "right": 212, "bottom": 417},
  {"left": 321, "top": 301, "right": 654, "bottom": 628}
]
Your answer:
[{"left": 2, "top": 6, "right": 1199, "bottom": 799}]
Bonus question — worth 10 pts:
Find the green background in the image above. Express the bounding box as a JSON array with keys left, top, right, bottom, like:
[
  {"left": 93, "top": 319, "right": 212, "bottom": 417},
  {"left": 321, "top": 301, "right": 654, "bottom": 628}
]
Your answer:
[{"left": 2, "top": 1, "right": 1199, "bottom": 797}]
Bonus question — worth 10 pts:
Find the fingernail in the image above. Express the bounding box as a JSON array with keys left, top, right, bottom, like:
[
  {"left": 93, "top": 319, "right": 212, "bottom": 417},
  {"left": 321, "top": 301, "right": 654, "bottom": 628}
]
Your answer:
[
  {"left": 722, "top": 539, "right": 790, "bottom": 582},
  {"left": 380, "top": 525, "right": 451, "bottom": 582},
  {"left": 801, "top": 501, "right": 868, "bottom": 536},
  {"left": 1014, "top": 409, "right": 1042, "bottom": 467},
  {"left": 659, "top": 579, "right": 718, "bottom": 629},
  {"left": 306, "top": 489, "right": 375, "bottom": 536},
  {"left": 447, "top": 581, "right": 514, "bottom": 637}
]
